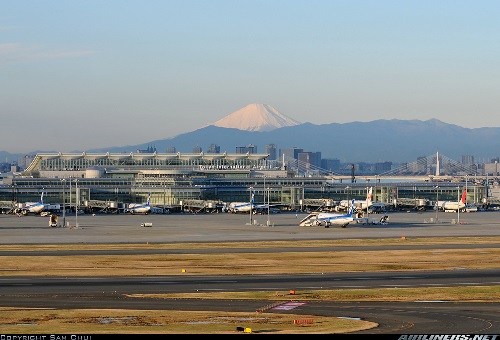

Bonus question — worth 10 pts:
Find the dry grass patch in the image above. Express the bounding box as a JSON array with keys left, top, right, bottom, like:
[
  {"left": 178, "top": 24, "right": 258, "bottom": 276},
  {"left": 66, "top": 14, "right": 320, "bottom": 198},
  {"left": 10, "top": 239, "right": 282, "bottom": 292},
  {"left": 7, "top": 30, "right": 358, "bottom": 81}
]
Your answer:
[
  {"left": 0, "top": 308, "right": 376, "bottom": 334},
  {"left": 1, "top": 236, "right": 500, "bottom": 252},
  {"left": 1, "top": 248, "right": 499, "bottom": 276},
  {"left": 129, "top": 285, "right": 500, "bottom": 302}
]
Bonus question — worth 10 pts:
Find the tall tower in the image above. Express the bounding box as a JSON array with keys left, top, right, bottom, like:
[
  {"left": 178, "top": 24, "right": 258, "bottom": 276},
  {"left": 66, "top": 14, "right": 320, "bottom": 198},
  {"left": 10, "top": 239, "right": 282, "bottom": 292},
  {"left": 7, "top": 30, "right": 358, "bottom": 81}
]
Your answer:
[{"left": 435, "top": 151, "right": 440, "bottom": 176}]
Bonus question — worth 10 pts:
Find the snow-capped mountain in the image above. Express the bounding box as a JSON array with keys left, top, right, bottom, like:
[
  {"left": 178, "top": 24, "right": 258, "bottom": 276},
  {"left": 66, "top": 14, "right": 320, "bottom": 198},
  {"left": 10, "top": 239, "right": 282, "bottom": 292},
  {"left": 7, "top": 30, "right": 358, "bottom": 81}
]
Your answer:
[{"left": 212, "top": 103, "right": 301, "bottom": 132}]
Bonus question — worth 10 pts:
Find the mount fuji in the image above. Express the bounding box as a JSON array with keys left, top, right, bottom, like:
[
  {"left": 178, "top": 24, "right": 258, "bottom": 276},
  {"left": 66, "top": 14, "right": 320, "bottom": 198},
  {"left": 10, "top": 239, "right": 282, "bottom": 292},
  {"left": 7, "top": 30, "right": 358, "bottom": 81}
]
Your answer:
[{"left": 212, "top": 103, "right": 300, "bottom": 132}]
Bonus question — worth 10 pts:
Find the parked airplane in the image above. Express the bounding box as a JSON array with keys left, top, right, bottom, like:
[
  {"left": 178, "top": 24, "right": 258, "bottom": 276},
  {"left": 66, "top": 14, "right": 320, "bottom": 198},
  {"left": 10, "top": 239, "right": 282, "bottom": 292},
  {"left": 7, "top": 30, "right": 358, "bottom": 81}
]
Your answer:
[
  {"left": 338, "top": 187, "right": 373, "bottom": 212},
  {"left": 299, "top": 199, "right": 356, "bottom": 228},
  {"left": 437, "top": 190, "right": 467, "bottom": 212},
  {"left": 229, "top": 201, "right": 272, "bottom": 213},
  {"left": 227, "top": 201, "right": 253, "bottom": 213},
  {"left": 228, "top": 192, "right": 273, "bottom": 213},
  {"left": 21, "top": 191, "right": 46, "bottom": 215},
  {"left": 127, "top": 194, "right": 151, "bottom": 214}
]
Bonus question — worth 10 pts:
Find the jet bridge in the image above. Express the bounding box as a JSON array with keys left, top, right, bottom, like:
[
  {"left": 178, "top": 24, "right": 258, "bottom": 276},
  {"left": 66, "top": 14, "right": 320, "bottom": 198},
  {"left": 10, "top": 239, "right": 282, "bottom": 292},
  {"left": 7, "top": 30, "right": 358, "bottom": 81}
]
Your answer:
[{"left": 299, "top": 199, "right": 338, "bottom": 212}]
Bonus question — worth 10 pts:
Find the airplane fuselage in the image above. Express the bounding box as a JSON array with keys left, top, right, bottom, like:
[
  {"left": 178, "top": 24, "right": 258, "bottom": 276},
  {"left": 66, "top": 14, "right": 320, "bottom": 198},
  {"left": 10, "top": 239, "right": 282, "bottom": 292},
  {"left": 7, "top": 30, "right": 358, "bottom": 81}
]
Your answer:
[
  {"left": 129, "top": 206, "right": 151, "bottom": 214},
  {"left": 300, "top": 199, "right": 356, "bottom": 228},
  {"left": 316, "top": 212, "right": 354, "bottom": 227},
  {"left": 22, "top": 203, "right": 45, "bottom": 214},
  {"left": 437, "top": 201, "right": 466, "bottom": 212}
]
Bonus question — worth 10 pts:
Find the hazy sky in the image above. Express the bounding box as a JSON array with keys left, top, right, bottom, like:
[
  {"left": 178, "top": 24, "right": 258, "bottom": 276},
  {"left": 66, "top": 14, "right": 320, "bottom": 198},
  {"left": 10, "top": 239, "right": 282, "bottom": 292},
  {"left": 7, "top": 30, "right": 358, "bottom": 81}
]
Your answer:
[{"left": 2, "top": 1, "right": 500, "bottom": 153}]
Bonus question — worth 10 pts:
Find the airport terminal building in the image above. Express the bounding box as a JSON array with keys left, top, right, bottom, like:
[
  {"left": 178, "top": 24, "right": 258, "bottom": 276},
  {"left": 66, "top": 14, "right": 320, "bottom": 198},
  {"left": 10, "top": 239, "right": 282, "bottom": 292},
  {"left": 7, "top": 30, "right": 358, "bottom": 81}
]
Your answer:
[{"left": 0, "top": 152, "right": 492, "bottom": 214}]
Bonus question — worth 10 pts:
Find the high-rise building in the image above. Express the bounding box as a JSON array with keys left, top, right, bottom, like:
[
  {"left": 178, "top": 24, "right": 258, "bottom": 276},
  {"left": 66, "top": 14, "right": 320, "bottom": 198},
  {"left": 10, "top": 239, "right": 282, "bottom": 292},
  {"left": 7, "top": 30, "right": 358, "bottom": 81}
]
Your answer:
[
  {"left": 280, "top": 147, "right": 303, "bottom": 172},
  {"left": 321, "top": 158, "right": 340, "bottom": 173},
  {"left": 375, "top": 161, "right": 392, "bottom": 173},
  {"left": 192, "top": 146, "right": 202, "bottom": 153},
  {"left": 297, "top": 151, "right": 322, "bottom": 174},
  {"left": 207, "top": 144, "right": 220, "bottom": 154},
  {"left": 280, "top": 147, "right": 303, "bottom": 161},
  {"left": 166, "top": 147, "right": 176, "bottom": 153},
  {"left": 246, "top": 144, "right": 257, "bottom": 154},
  {"left": 462, "top": 155, "right": 474, "bottom": 165},
  {"left": 235, "top": 144, "right": 257, "bottom": 154},
  {"left": 265, "top": 144, "right": 277, "bottom": 160},
  {"left": 17, "top": 155, "right": 35, "bottom": 171}
]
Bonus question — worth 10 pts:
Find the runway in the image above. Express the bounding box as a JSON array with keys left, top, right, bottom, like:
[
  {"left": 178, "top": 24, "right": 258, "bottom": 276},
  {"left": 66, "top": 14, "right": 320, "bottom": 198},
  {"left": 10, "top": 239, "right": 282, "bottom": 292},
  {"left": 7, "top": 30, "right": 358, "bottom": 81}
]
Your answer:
[{"left": 1, "top": 210, "right": 500, "bottom": 334}]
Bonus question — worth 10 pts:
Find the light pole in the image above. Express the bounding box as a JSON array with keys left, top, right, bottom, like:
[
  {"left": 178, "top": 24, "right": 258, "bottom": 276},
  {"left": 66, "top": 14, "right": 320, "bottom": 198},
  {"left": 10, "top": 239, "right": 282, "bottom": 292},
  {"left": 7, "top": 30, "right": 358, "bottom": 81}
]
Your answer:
[
  {"left": 267, "top": 186, "right": 271, "bottom": 226},
  {"left": 414, "top": 186, "right": 418, "bottom": 210},
  {"left": 263, "top": 176, "right": 266, "bottom": 216},
  {"left": 365, "top": 186, "right": 369, "bottom": 218},
  {"left": 249, "top": 187, "right": 253, "bottom": 226},
  {"left": 345, "top": 186, "right": 350, "bottom": 211},
  {"left": 74, "top": 179, "right": 78, "bottom": 228},
  {"left": 61, "top": 179, "right": 66, "bottom": 228},
  {"left": 435, "top": 185, "right": 439, "bottom": 223},
  {"left": 69, "top": 179, "right": 71, "bottom": 211},
  {"left": 457, "top": 186, "right": 460, "bottom": 224}
]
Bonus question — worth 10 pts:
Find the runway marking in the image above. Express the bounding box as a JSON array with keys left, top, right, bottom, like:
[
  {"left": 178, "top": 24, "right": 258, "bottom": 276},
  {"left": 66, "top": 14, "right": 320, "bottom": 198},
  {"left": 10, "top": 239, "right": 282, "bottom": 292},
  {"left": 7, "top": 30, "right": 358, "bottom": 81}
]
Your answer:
[
  {"left": 272, "top": 302, "right": 306, "bottom": 311},
  {"left": 421, "top": 283, "right": 447, "bottom": 286},
  {"left": 246, "top": 287, "right": 289, "bottom": 290},
  {"left": 456, "top": 282, "right": 482, "bottom": 285}
]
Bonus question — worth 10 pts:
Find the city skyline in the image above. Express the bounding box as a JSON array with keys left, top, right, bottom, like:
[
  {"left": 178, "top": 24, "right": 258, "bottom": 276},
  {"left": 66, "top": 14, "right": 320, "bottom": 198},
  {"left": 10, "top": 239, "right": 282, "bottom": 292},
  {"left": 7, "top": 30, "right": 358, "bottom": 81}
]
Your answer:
[{"left": 2, "top": 1, "right": 500, "bottom": 153}]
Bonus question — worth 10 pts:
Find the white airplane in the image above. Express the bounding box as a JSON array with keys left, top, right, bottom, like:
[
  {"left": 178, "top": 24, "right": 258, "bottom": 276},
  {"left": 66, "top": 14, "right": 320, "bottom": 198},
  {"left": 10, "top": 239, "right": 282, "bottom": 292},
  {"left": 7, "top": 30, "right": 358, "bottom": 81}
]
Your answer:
[
  {"left": 128, "top": 194, "right": 151, "bottom": 215},
  {"left": 338, "top": 187, "right": 373, "bottom": 212},
  {"left": 299, "top": 199, "right": 356, "bottom": 228},
  {"left": 228, "top": 192, "right": 272, "bottom": 213},
  {"left": 21, "top": 191, "right": 46, "bottom": 215},
  {"left": 437, "top": 190, "right": 467, "bottom": 212},
  {"left": 228, "top": 201, "right": 253, "bottom": 213}
]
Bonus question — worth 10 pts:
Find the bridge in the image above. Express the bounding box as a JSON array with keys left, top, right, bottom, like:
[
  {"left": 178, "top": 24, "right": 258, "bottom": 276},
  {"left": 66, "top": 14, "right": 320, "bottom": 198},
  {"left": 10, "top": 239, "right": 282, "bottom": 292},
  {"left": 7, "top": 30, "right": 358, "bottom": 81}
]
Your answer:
[
  {"left": 287, "top": 151, "right": 493, "bottom": 182},
  {"left": 327, "top": 174, "right": 493, "bottom": 184}
]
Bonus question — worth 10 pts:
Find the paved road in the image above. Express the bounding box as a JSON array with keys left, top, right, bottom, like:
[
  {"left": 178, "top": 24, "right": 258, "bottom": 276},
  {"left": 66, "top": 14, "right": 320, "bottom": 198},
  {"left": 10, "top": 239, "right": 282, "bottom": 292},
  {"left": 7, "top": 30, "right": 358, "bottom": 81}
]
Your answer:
[
  {"left": 1, "top": 210, "right": 500, "bottom": 334},
  {"left": 1, "top": 209, "right": 500, "bottom": 244}
]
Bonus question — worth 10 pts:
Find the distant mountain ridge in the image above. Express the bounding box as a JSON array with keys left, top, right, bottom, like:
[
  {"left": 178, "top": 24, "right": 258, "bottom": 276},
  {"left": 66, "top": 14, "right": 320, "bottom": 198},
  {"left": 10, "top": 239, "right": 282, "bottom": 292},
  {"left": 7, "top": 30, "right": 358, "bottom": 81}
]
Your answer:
[
  {"left": 87, "top": 118, "right": 500, "bottom": 163},
  {"left": 3, "top": 103, "right": 500, "bottom": 164}
]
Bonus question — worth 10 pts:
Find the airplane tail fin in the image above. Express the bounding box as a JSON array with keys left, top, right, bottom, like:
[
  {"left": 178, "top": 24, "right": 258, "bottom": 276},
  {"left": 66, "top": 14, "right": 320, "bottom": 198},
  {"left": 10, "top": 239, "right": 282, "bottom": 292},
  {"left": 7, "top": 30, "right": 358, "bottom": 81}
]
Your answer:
[
  {"left": 461, "top": 190, "right": 467, "bottom": 204},
  {"left": 347, "top": 199, "right": 355, "bottom": 216},
  {"left": 147, "top": 194, "right": 151, "bottom": 205},
  {"left": 251, "top": 191, "right": 254, "bottom": 206},
  {"left": 40, "top": 191, "right": 44, "bottom": 204},
  {"left": 366, "top": 187, "right": 373, "bottom": 203}
]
